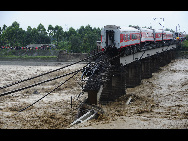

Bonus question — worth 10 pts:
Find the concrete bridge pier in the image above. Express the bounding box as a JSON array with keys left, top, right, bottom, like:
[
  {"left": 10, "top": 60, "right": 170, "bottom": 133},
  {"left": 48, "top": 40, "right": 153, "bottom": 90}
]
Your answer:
[
  {"left": 165, "top": 51, "right": 172, "bottom": 64},
  {"left": 169, "top": 49, "right": 176, "bottom": 60},
  {"left": 150, "top": 54, "right": 161, "bottom": 73},
  {"left": 166, "top": 50, "right": 174, "bottom": 64},
  {"left": 125, "top": 59, "right": 141, "bottom": 88},
  {"left": 159, "top": 50, "right": 173, "bottom": 67},
  {"left": 99, "top": 66, "right": 126, "bottom": 104},
  {"left": 141, "top": 56, "right": 152, "bottom": 79}
]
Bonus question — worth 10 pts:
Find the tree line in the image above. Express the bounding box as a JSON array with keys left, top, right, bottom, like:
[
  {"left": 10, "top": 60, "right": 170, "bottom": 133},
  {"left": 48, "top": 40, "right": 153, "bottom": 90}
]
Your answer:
[{"left": 0, "top": 21, "right": 101, "bottom": 53}]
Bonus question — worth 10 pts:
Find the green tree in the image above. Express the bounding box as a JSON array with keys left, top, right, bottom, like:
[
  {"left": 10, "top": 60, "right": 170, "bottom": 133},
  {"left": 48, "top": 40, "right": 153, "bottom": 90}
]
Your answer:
[
  {"left": 25, "top": 26, "right": 33, "bottom": 45},
  {"left": 36, "top": 23, "right": 50, "bottom": 44},
  {"left": 54, "top": 25, "right": 64, "bottom": 47},
  {"left": 47, "top": 24, "right": 54, "bottom": 44},
  {"left": 66, "top": 27, "right": 77, "bottom": 41},
  {"left": 0, "top": 21, "right": 102, "bottom": 51},
  {"left": 70, "top": 35, "right": 81, "bottom": 53},
  {"left": 1, "top": 21, "right": 25, "bottom": 46}
]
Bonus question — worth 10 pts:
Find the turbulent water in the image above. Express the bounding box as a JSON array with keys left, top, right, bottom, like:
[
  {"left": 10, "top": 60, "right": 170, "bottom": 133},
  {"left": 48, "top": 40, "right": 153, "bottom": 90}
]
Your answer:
[
  {"left": 0, "top": 59, "right": 188, "bottom": 129},
  {"left": 71, "top": 59, "right": 188, "bottom": 129}
]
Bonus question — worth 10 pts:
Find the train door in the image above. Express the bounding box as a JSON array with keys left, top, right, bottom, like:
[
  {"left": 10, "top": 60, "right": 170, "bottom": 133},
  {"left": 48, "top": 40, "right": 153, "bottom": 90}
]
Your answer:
[
  {"left": 106, "top": 30, "right": 115, "bottom": 47},
  {"left": 101, "top": 25, "right": 121, "bottom": 50}
]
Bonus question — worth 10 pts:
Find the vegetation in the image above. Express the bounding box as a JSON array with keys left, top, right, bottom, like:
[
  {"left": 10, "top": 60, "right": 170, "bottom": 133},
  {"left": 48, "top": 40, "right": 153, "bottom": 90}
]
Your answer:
[
  {"left": 182, "top": 40, "right": 188, "bottom": 49},
  {"left": 0, "top": 21, "right": 101, "bottom": 53}
]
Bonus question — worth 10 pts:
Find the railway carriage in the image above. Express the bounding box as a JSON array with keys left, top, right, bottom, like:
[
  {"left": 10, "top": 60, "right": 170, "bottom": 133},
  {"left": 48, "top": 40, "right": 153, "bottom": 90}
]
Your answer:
[
  {"left": 140, "top": 28, "right": 154, "bottom": 42},
  {"left": 155, "top": 29, "right": 163, "bottom": 47},
  {"left": 101, "top": 25, "right": 141, "bottom": 55},
  {"left": 163, "top": 31, "right": 174, "bottom": 46},
  {"left": 101, "top": 25, "right": 177, "bottom": 56},
  {"left": 119, "top": 27, "right": 140, "bottom": 54},
  {"left": 140, "top": 28, "right": 155, "bottom": 50}
]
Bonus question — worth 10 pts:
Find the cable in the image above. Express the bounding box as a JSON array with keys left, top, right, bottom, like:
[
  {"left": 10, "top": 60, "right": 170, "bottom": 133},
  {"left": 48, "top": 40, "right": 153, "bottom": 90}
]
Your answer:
[
  {"left": 0, "top": 68, "right": 83, "bottom": 97},
  {"left": 18, "top": 70, "right": 80, "bottom": 112},
  {"left": 0, "top": 52, "right": 103, "bottom": 90}
]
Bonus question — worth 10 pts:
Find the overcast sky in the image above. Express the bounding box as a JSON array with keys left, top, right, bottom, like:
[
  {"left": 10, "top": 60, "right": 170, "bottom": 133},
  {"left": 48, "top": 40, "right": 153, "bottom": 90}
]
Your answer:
[{"left": 0, "top": 11, "right": 188, "bottom": 33}]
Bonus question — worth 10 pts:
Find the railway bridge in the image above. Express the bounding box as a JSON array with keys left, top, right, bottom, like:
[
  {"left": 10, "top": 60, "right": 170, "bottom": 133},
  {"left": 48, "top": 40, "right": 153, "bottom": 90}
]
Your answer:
[
  {"left": 0, "top": 42, "right": 180, "bottom": 125},
  {"left": 85, "top": 44, "right": 177, "bottom": 105}
]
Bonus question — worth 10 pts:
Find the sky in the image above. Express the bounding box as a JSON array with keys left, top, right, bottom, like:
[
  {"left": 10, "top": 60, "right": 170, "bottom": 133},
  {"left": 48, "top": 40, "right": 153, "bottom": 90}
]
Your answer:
[{"left": 0, "top": 11, "right": 188, "bottom": 34}]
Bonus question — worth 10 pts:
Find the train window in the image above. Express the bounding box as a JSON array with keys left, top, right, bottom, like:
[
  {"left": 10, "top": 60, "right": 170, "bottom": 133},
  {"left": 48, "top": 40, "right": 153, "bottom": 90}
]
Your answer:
[
  {"left": 151, "top": 33, "right": 153, "bottom": 37},
  {"left": 146, "top": 33, "right": 148, "bottom": 37},
  {"left": 124, "top": 34, "right": 126, "bottom": 41},
  {"left": 123, "top": 34, "right": 125, "bottom": 41},
  {"left": 132, "top": 34, "right": 134, "bottom": 39},
  {"left": 132, "top": 34, "right": 137, "bottom": 39},
  {"left": 128, "top": 34, "right": 130, "bottom": 40},
  {"left": 137, "top": 34, "right": 139, "bottom": 39}
]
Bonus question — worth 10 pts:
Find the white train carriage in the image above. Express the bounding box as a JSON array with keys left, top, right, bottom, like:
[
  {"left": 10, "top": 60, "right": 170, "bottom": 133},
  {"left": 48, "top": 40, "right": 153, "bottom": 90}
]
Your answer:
[
  {"left": 140, "top": 28, "right": 154, "bottom": 42},
  {"left": 101, "top": 25, "right": 140, "bottom": 54},
  {"left": 155, "top": 29, "right": 163, "bottom": 42},
  {"left": 163, "top": 31, "right": 174, "bottom": 46},
  {"left": 101, "top": 25, "right": 121, "bottom": 51},
  {"left": 119, "top": 27, "right": 140, "bottom": 48},
  {"left": 101, "top": 25, "right": 176, "bottom": 55}
]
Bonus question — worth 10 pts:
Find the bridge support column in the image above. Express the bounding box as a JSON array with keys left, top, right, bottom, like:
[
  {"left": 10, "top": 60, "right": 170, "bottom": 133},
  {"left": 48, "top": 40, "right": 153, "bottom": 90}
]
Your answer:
[
  {"left": 125, "top": 60, "right": 141, "bottom": 88},
  {"left": 150, "top": 54, "right": 160, "bottom": 73},
  {"left": 88, "top": 90, "right": 98, "bottom": 105},
  {"left": 166, "top": 51, "right": 172, "bottom": 64},
  {"left": 141, "top": 57, "right": 152, "bottom": 79},
  {"left": 99, "top": 66, "right": 126, "bottom": 103},
  {"left": 160, "top": 52, "right": 168, "bottom": 67}
]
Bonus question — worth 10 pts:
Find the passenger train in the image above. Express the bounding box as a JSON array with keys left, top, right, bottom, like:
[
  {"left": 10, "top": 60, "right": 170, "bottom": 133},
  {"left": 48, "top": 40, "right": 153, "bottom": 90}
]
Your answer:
[{"left": 100, "top": 25, "right": 185, "bottom": 56}]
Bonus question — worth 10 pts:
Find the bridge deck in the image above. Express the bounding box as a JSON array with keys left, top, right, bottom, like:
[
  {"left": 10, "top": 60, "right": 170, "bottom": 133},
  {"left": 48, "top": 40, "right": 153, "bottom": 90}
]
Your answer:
[{"left": 120, "top": 45, "right": 177, "bottom": 65}]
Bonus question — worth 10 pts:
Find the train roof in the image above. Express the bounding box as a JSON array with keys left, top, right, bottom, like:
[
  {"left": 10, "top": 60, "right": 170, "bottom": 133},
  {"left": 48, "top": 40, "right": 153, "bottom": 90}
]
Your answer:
[
  {"left": 140, "top": 27, "right": 153, "bottom": 32},
  {"left": 155, "top": 29, "right": 163, "bottom": 33},
  {"left": 103, "top": 25, "right": 120, "bottom": 29},
  {"left": 155, "top": 29, "right": 173, "bottom": 34},
  {"left": 120, "top": 27, "right": 140, "bottom": 32},
  {"left": 163, "top": 30, "right": 173, "bottom": 34}
]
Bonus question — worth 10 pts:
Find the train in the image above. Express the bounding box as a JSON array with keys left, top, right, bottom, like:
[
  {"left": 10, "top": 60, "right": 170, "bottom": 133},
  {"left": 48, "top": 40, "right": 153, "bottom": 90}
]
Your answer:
[{"left": 100, "top": 25, "right": 186, "bottom": 56}]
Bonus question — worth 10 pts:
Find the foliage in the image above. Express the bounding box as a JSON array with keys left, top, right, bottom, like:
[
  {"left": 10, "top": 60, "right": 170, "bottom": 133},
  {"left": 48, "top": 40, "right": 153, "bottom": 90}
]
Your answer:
[
  {"left": 182, "top": 40, "right": 188, "bottom": 49},
  {"left": 0, "top": 21, "right": 101, "bottom": 53}
]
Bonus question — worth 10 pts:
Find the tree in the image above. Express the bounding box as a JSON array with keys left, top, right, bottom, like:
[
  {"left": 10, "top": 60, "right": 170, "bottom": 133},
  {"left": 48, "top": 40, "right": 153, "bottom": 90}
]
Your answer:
[
  {"left": 36, "top": 23, "right": 50, "bottom": 44},
  {"left": 54, "top": 25, "right": 64, "bottom": 47},
  {"left": 0, "top": 21, "right": 102, "bottom": 51},
  {"left": 47, "top": 24, "right": 54, "bottom": 44},
  {"left": 31, "top": 28, "right": 39, "bottom": 44},
  {"left": 66, "top": 27, "right": 77, "bottom": 41},
  {"left": 2, "top": 24, "right": 7, "bottom": 31},
  {"left": 1, "top": 21, "right": 25, "bottom": 46},
  {"left": 25, "top": 26, "right": 32, "bottom": 45},
  {"left": 70, "top": 35, "right": 81, "bottom": 53},
  {"left": 37, "top": 23, "right": 47, "bottom": 34}
]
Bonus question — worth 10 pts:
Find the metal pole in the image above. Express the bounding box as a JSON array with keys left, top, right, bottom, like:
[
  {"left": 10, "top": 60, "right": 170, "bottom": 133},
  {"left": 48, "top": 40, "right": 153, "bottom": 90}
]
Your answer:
[{"left": 71, "top": 96, "right": 72, "bottom": 108}]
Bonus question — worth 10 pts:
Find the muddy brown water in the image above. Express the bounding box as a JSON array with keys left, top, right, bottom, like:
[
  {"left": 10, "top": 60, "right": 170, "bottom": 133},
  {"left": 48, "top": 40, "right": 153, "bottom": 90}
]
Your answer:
[{"left": 0, "top": 59, "right": 188, "bottom": 129}]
